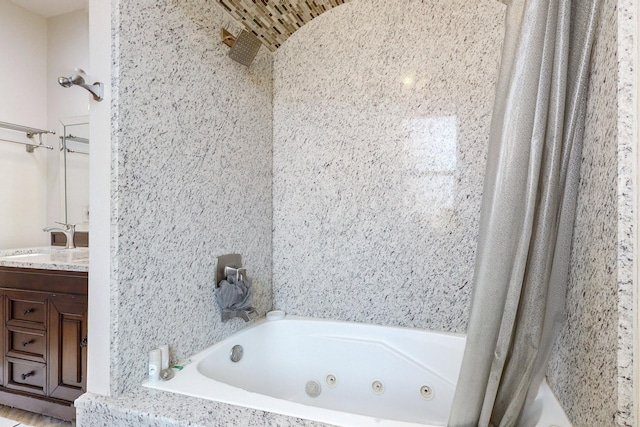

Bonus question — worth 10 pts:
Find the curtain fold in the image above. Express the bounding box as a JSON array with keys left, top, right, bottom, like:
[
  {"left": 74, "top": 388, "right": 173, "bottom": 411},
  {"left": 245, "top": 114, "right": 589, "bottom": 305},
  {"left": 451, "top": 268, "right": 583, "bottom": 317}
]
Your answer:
[{"left": 447, "top": 0, "right": 601, "bottom": 426}]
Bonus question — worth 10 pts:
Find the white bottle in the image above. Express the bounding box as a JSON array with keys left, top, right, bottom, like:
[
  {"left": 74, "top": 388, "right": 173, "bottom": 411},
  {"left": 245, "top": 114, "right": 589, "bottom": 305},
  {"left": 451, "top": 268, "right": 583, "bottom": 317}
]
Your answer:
[
  {"left": 148, "top": 348, "right": 161, "bottom": 381},
  {"left": 159, "top": 344, "right": 169, "bottom": 370}
]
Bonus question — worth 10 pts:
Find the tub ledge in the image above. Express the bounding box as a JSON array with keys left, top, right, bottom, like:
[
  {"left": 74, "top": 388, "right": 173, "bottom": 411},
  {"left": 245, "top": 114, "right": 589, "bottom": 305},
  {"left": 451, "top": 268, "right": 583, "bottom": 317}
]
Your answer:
[{"left": 75, "top": 387, "right": 335, "bottom": 427}]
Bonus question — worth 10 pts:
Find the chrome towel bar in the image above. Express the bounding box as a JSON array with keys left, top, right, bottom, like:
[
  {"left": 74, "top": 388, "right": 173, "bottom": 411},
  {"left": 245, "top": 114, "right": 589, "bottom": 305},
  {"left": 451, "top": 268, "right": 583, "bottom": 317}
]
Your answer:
[{"left": 0, "top": 121, "right": 55, "bottom": 152}]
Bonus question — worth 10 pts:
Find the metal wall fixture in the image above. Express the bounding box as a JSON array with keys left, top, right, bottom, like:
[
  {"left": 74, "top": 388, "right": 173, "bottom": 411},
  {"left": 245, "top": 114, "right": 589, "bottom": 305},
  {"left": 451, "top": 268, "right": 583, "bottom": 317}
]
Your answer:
[
  {"left": 0, "top": 121, "right": 55, "bottom": 152},
  {"left": 58, "top": 68, "right": 104, "bottom": 102},
  {"left": 229, "top": 345, "right": 244, "bottom": 363},
  {"left": 60, "top": 134, "right": 90, "bottom": 155},
  {"left": 221, "top": 28, "right": 262, "bottom": 67},
  {"left": 215, "top": 254, "right": 259, "bottom": 322},
  {"left": 215, "top": 254, "right": 243, "bottom": 289}
]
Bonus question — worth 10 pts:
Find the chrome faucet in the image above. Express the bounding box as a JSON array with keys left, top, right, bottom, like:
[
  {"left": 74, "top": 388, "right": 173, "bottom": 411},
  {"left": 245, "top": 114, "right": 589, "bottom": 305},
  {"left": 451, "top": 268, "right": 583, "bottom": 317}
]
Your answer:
[
  {"left": 43, "top": 222, "right": 76, "bottom": 249},
  {"left": 221, "top": 308, "right": 259, "bottom": 322}
]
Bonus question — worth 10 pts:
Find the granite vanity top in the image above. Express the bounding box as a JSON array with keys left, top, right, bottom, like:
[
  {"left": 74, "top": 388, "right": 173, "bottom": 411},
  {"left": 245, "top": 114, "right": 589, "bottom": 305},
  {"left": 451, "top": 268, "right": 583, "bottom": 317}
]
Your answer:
[{"left": 0, "top": 246, "right": 89, "bottom": 272}]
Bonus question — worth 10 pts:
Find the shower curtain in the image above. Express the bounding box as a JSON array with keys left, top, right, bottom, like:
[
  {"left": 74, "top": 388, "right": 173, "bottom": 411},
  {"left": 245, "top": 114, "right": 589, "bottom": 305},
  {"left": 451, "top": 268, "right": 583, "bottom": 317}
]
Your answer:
[{"left": 447, "top": 0, "right": 601, "bottom": 426}]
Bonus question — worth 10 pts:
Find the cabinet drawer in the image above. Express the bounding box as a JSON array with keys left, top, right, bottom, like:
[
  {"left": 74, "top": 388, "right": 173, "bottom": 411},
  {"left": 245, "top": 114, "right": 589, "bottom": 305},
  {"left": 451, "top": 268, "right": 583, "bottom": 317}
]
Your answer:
[
  {"left": 6, "top": 327, "right": 46, "bottom": 362},
  {"left": 5, "top": 357, "right": 45, "bottom": 395},
  {"left": 6, "top": 293, "right": 46, "bottom": 329}
]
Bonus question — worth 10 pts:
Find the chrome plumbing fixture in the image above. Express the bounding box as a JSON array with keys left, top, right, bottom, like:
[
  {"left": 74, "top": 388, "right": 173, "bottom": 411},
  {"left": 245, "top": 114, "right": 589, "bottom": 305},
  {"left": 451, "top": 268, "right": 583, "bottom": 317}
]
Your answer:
[
  {"left": 230, "top": 345, "right": 244, "bottom": 363},
  {"left": 221, "top": 308, "right": 259, "bottom": 322},
  {"left": 215, "top": 254, "right": 258, "bottom": 322},
  {"left": 215, "top": 254, "right": 242, "bottom": 289},
  {"left": 420, "top": 385, "right": 434, "bottom": 400},
  {"left": 58, "top": 68, "right": 103, "bottom": 101},
  {"left": 221, "top": 28, "right": 262, "bottom": 66},
  {"left": 305, "top": 380, "right": 321, "bottom": 398},
  {"left": 43, "top": 222, "right": 76, "bottom": 249},
  {"left": 159, "top": 368, "right": 175, "bottom": 381},
  {"left": 225, "top": 265, "right": 247, "bottom": 284},
  {"left": 325, "top": 374, "right": 337, "bottom": 387},
  {"left": 371, "top": 380, "right": 384, "bottom": 395}
]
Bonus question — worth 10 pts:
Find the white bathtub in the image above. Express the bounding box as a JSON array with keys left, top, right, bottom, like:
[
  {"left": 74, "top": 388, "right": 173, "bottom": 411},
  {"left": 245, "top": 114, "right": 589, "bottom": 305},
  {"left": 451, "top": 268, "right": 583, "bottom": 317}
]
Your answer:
[{"left": 143, "top": 315, "right": 571, "bottom": 427}]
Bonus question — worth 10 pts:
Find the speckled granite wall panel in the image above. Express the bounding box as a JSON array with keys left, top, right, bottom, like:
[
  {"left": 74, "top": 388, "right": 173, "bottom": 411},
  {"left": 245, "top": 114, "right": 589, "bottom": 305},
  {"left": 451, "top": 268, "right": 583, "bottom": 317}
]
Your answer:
[
  {"left": 614, "top": 0, "right": 636, "bottom": 424},
  {"left": 546, "top": 0, "right": 619, "bottom": 425},
  {"left": 272, "top": 0, "right": 505, "bottom": 332},
  {"left": 110, "top": 0, "right": 273, "bottom": 395},
  {"left": 77, "top": 390, "right": 334, "bottom": 427}
]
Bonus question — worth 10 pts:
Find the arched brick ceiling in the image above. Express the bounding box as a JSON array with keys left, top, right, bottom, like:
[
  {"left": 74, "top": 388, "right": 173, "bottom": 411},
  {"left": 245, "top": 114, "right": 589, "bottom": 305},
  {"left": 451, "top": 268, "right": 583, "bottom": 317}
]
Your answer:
[{"left": 217, "top": 0, "right": 351, "bottom": 51}]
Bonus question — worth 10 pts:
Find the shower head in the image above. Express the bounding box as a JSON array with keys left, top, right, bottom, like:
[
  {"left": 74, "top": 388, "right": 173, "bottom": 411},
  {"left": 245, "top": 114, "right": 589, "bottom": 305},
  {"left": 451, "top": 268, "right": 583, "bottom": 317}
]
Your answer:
[
  {"left": 58, "top": 76, "right": 72, "bottom": 87},
  {"left": 58, "top": 74, "right": 84, "bottom": 88},
  {"left": 222, "top": 29, "right": 262, "bottom": 67},
  {"left": 58, "top": 68, "right": 103, "bottom": 101}
]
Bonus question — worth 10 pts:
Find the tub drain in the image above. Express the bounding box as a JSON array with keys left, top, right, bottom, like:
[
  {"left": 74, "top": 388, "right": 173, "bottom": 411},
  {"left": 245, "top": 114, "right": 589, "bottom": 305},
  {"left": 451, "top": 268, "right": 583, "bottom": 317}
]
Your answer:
[{"left": 305, "top": 380, "right": 322, "bottom": 398}]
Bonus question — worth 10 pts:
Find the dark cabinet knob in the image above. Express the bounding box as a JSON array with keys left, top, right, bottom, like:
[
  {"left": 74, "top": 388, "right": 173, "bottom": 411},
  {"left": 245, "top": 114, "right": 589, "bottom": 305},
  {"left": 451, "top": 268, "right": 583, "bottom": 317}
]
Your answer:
[
  {"left": 80, "top": 336, "right": 88, "bottom": 348},
  {"left": 21, "top": 371, "right": 34, "bottom": 381},
  {"left": 21, "top": 339, "right": 34, "bottom": 347},
  {"left": 22, "top": 309, "right": 32, "bottom": 316}
]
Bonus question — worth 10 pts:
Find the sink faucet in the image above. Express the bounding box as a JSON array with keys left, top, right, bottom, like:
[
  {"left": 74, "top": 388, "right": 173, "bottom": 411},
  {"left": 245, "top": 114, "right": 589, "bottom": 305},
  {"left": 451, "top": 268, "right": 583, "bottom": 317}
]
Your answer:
[{"left": 43, "top": 222, "right": 76, "bottom": 249}]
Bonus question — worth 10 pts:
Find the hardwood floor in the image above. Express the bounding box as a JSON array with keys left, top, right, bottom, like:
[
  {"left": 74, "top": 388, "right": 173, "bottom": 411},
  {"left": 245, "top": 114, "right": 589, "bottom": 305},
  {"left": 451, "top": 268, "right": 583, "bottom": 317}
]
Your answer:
[{"left": 0, "top": 406, "right": 73, "bottom": 427}]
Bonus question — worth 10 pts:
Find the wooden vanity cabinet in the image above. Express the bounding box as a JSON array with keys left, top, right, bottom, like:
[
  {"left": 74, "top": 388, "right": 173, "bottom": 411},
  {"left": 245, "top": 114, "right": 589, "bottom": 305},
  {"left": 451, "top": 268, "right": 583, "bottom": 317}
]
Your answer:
[
  {"left": 0, "top": 267, "right": 87, "bottom": 420},
  {"left": 48, "top": 293, "right": 87, "bottom": 402}
]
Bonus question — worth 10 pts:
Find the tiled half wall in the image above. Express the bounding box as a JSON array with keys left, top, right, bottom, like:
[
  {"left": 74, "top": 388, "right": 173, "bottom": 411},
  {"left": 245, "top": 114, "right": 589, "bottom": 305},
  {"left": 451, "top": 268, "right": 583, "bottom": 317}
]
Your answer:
[{"left": 110, "top": 0, "right": 273, "bottom": 395}]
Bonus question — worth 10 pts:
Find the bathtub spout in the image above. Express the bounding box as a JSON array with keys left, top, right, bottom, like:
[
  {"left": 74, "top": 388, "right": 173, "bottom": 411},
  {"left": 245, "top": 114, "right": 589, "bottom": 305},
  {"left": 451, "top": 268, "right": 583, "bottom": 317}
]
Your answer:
[{"left": 221, "top": 308, "right": 258, "bottom": 322}]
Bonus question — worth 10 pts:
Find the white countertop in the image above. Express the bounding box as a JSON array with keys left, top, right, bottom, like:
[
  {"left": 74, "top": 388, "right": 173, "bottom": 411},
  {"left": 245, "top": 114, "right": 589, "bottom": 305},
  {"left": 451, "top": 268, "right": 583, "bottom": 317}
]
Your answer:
[{"left": 0, "top": 247, "right": 89, "bottom": 272}]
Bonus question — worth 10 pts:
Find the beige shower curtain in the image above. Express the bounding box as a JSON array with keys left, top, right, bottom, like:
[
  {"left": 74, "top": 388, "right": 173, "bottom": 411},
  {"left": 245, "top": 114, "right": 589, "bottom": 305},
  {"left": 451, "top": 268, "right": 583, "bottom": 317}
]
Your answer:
[{"left": 447, "top": 0, "right": 601, "bottom": 426}]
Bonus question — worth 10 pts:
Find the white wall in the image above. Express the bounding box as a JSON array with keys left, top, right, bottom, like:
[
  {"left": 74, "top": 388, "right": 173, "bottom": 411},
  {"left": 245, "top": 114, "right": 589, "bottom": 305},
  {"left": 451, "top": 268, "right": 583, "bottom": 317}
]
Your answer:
[
  {"left": 87, "top": 0, "right": 114, "bottom": 395},
  {"left": 0, "top": 0, "right": 48, "bottom": 250},
  {"left": 87, "top": 0, "right": 111, "bottom": 395},
  {"left": 0, "top": 1, "right": 89, "bottom": 250},
  {"left": 46, "top": 9, "right": 90, "bottom": 230}
]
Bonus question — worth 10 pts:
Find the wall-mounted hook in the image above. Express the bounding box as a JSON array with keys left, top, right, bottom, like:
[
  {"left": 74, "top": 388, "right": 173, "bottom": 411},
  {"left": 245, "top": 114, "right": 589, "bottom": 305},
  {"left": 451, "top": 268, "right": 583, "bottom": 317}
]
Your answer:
[{"left": 215, "top": 254, "right": 242, "bottom": 288}]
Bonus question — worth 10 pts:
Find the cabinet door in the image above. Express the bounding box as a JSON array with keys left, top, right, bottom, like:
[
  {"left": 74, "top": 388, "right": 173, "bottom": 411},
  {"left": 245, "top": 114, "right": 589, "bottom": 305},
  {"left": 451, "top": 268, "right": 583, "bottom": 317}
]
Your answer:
[
  {"left": 47, "top": 295, "right": 87, "bottom": 401},
  {"left": 0, "top": 294, "right": 4, "bottom": 386}
]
